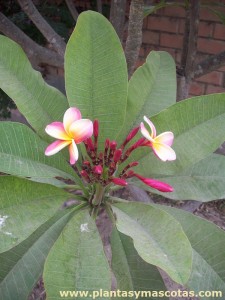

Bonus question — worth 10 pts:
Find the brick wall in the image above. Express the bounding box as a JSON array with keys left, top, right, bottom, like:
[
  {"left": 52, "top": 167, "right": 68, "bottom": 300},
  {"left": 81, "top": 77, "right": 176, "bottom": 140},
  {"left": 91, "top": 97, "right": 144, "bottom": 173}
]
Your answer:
[
  {"left": 48, "top": 1, "right": 225, "bottom": 97},
  {"left": 140, "top": 3, "right": 225, "bottom": 96}
]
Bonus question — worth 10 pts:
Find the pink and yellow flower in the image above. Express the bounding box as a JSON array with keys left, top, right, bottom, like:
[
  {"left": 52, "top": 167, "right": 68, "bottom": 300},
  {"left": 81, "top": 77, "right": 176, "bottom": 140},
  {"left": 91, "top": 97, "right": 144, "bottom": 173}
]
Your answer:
[
  {"left": 140, "top": 116, "right": 176, "bottom": 161},
  {"left": 45, "top": 107, "right": 93, "bottom": 164}
]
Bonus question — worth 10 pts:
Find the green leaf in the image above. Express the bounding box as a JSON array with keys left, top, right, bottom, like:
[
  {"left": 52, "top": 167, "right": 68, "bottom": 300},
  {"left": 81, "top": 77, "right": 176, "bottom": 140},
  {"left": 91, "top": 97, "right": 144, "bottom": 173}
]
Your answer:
[
  {"left": 135, "top": 153, "right": 225, "bottom": 201},
  {"left": 0, "top": 35, "right": 68, "bottom": 141},
  {"left": 0, "top": 122, "right": 78, "bottom": 181},
  {"left": 132, "top": 93, "right": 225, "bottom": 176},
  {"left": 112, "top": 202, "right": 192, "bottom": 285},
  {"left": 144, "top": 2, "right": 185, "bottom": 17},
  {"left": 0, "top": 208, "right": 77, "bottom": 300},
  {"left": 157, "top": 205, "right": 225, "bottom": 299},
  {"left": 207, "top": 7, "right": 225, "bottom": 25},
  {"left": 0, "top": 176, "right": 71, "bottom": 252},
  {"left": 44, "top": 209, "right": 111, "bottom": 299},
  {"left": 111, "top": 228, "right": 167, "bottom": 299},
  {"left": 117, "top": 51, "right": 176, "bottom": 144},
  {"left": 65, "top": 11, "right": 128, "bottom": 149}
]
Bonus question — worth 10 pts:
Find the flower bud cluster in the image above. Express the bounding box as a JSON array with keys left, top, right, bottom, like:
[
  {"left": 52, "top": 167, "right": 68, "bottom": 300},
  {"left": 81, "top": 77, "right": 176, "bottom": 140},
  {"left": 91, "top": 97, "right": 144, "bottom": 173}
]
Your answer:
[{"left": 80, "top": 120, "right": 173, "bottom": 193}]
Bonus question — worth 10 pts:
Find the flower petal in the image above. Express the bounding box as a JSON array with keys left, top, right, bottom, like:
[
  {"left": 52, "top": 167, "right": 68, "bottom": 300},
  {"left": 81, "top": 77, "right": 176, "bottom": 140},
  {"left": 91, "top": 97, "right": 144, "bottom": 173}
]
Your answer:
[
  {"left": 68, "top": 140, "right": 79, "bottom": 164},
  {"left": 152, "top": 142, "right": 176, "bottom": 161},
  {"left": 69, "top": 119, "right": 93, "bottom": 144},
  {"left": 140, "top": 122, "right": 153, "bottom": 142},
  {"left": 45, "top": 122, "right": 69, "bottom": 140},
  {"left": 144, "top": 116, "right": 156, "bottom": 138},
  {"left": 45, "top": 140, "right": 71, "bottom": 156},
  {"left": 154, "top": 131, "right": 174, "bottom": 147},
  {"left": 63, "top": 107, "right": 82, "bottom": 134}
]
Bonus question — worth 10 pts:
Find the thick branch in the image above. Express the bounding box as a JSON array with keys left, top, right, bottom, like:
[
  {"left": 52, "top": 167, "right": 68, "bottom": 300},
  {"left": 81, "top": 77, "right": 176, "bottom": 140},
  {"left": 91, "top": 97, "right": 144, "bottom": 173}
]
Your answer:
[
  {"left": 125, "top": 0, "right": 144, "bottom": 78},
  {"left": 180, "top": 7, "right": 190, "bottom": 69},
  {"left": 184, "top": 0, "right": 200, "bottom": 82},
  {"left": 193, "top": 51, "right": 225, "bottom": 79},
  {"left": 177, "top": 0, "right": 200, "bottom": 101},
  {"left": 0, "top": 12, "right": 63, "bottom": 68},
  {"left": 65, "top": 0, "right": 79, "bottom": 21},
  {"left": 17, "top": 0, "right": 66, "bottom": 57},
  {"left": 97, "top": 0, "right": 102, "bottom": 14},
  {"left": 110, "top": 0, "right": 126, "bottom": 41}
]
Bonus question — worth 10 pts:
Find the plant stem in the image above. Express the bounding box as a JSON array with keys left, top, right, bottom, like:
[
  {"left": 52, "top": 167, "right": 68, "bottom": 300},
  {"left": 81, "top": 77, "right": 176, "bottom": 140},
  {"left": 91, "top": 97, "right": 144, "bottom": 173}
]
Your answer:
[
  {"left": 71, "top": 202, "right": 89, "bottom": 212},
  {"left": 105, "top": 202, "right": 116, "bottom": 225},
  {"left": 91, "top": 183, "right": 105, "bottom": 206},
  {"left": 107, "top": 196, "right": 130, "bottom": 204},
  {"left": 63, "top": 184, "right": 82, "bottom": 190}
]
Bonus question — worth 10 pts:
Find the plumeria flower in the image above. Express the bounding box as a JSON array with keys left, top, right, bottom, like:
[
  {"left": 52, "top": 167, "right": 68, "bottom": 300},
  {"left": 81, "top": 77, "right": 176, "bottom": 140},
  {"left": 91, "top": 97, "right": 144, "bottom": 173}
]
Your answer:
[
  {"left": 140, "top": 116, "right": 176, "bottom": 161},
  {"left": 45, "top": 107, "right": 93, "bottom": 164}
]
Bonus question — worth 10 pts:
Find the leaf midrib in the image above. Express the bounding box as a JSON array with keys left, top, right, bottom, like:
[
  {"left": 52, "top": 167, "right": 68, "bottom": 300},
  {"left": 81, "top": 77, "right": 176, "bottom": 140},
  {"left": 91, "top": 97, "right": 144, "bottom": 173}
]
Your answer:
[
  {"left": 115, "top": 206, "right": 184, "bottom": 283},
  {"left": 0, "top": 57, "right": 55, "bottom": 124},
  {"left": 0, "top": 152, "right": 74, "bottom": 180}
]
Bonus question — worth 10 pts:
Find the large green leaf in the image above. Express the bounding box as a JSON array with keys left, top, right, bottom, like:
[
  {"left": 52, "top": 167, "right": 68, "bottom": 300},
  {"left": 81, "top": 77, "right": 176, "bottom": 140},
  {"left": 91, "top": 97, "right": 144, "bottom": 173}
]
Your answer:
[
  {"left": 0, "top": 35, "right": 68, "bottom": 141},
  {"left": 0, "top": 176, "right": 71, "bottom": 252},
  {"left": 158, "top": 205, "right": 225, "bottom": 299},
  {"left": 0, "top": 122, "right": 78, "bottom": 181},
  {"left": 65, "top": 11, "right": 128, "bottom": 149},
  {"left": 44, "top": 209, "right": 111, "bottom": 299},
  {"left": 112, "top": 202, "right": 192, "bottom": 285},
  {"left": 0, "top": 207, "right": 79, "bottom": 300},
  {"left": 111, "top": 228, "right": 167, "bottom": 299},
  {"left": 117, "top": 51, "right": 176, "bottom": 144},
  {"left": 129, "top": 93, "right": 225, "bottom": 176},
  {"left": 134, "top": 153, "right": 225, "bottom": 201}
]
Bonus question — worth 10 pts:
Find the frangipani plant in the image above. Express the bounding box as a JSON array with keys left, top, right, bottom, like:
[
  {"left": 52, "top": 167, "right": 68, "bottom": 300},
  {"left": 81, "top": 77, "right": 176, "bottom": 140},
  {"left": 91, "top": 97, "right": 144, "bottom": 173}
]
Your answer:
[{"left": 0, "top": 11, "right": 225, "bottom": 299}]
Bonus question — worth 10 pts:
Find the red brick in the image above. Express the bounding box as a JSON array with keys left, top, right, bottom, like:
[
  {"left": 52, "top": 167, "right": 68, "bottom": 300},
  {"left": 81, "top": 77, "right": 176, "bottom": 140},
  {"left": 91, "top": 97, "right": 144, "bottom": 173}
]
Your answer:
[
  {"left": 189, "top": 82, "right": 205, "bottom": 96},
  {"left": 175, "top": 51, "right": 182, "bottom": 64},
  {"left": 135, "top": 59, "right": 145, "bottom": 70},
  {"left": 200, "top": 7, "right": 225, "bottom": 22},
  {"left": 198, "top": 21, "right": 214, "bottom": 38},
  {"left": 219, "top": 66, "right": 225, "bottom": 72},
  {"left": 198, "top": 38, "right": 225, "bottom": 54},
  {"left": 178, "top": 19, "right": 185, "bottom": 34},
  {"left": 206, "top": 84, "right": 225, "bottom": 94},
  {"left": 160, "top": 33, "right": 183, "bottom": 49},
  {"left": 196, "top": 71, "right": 223, "bottom": 85},
  {"left": 214, "top": 23, "right": 225, "bottom": 40},
  {"left": 139, "top": 47, "right": 145, "bottom": 57},
  {"left": 142, "top": 30, "right": 160, "bottom": 45},
  {"left": 143, "top": 17, "right": 148, "bottom": 29},
  {"left": 163, "top": 6, "right": 185, "bottom": 18},
  {"left": 57, "top": 68, "right": 64, "bottom": 76},
  {"left": 147, "top": 16, "right": 178, "bottom": 33}
]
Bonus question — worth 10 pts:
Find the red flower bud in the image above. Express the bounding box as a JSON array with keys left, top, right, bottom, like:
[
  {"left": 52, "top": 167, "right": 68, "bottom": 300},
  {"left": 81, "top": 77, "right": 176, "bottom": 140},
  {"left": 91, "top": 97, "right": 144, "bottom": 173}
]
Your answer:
[
  {"left": 126, "top": 170, "right": 135, "bottom": 178},
  {"left": 93, "top": 165, "right": 103, "bottom": 175},
  {"left": 113, "top": 149, "right": 122, "bottom": 163},
  {"left": 86, "top": 138, "right": 95, "bottom": 151},
  {"left": 131, "top": 137, "right": 146, "bottom": 150},
  {"left": 110, "top": 141, "right": 117, "bottom": 150},
  {"left": 134, "top": 173, "right": 173, "bottom": 192},
  {"left": 111, "top": 177, "right": 128, "bottom": 186},
  {"left": 105, "top": 138, "right": 110, "bottom": 150},
  {"left": 126, "top": 126, "right": 139, "bottom": 143},
  {"left": 129, "top": 161, "right": 139, "bottom": 167},
  {"left": 83, "top": 160, "right": 91, "bottom": 166},
  {"left": 80, "top": 170, "right": 90, "bottom": 182},
  {"left": 93, "top": 119, "right": 99, "bottom": 138}
]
